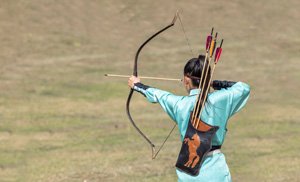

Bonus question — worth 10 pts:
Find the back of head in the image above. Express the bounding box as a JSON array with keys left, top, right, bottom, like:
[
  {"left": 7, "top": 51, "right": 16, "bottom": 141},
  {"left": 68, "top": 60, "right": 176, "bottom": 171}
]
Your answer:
[{"left": 184, "top": 55, "right": 211, "bottom": 88}]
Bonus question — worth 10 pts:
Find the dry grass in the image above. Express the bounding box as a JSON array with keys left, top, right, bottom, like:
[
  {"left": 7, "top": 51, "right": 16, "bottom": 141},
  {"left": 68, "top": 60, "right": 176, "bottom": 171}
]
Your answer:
[{"left": 0, "top": 0, "right": 299, "bottom": 181}]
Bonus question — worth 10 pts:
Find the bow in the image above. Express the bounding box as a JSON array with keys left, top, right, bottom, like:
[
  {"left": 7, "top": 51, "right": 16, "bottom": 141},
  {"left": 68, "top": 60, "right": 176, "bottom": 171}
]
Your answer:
[{"left": 126, "top": 11, "right": 189, "bottom": 159}]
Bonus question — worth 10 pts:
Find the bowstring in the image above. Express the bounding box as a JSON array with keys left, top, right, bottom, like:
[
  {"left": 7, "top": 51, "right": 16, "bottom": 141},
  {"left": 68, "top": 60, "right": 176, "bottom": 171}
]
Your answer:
[
  {"left": 152, "top": 123, "right": 177, "bottom": 159},
  {"left": 177, "top": 12, "right": 195, "bottom": 58},
  {"left": 153, "top": 11, "right": 195, "bottom": 159}
]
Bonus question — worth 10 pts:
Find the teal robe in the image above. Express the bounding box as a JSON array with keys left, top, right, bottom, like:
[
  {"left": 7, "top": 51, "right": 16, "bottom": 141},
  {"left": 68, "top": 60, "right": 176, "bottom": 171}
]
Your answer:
[{"left": 134, "top": 82, "right": 250, "bottom": 182}]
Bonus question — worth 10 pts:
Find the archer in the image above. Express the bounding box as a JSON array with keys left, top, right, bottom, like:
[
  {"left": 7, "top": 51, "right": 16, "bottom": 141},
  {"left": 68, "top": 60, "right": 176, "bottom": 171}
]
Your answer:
[{"left": 128, "top": 54, "right": 250, "bottom": 181}]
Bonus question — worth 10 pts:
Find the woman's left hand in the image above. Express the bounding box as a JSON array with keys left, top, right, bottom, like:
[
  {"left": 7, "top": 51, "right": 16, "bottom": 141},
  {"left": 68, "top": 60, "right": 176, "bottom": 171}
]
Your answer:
[{"left": 128, "top": 75, "right": 141, "bottom": 89}]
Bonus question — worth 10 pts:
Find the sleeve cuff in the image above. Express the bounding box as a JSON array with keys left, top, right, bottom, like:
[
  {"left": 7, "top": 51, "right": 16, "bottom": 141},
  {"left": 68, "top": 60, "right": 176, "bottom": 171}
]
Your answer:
[
  {"left": 134, "top": 82, "right": 150, "bottom": 90},
  {"left": 213, "top": 80, "right": 237, "bottom": 90},
  {"left": 133, "top": 82, "right": 150, "bottom": 96}
]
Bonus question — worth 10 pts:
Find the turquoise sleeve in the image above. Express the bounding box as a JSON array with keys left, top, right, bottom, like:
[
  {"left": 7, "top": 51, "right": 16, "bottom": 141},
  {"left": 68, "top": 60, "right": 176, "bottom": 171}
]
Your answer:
[
  {"left": 228, "top": 82, "right": 250, "bottom": 116},
  {"left": 210, "top": 82, "right": 250, "bottom": 118},
  {"left": 133, "top": 86, "right": 183, "bottom": 123}
]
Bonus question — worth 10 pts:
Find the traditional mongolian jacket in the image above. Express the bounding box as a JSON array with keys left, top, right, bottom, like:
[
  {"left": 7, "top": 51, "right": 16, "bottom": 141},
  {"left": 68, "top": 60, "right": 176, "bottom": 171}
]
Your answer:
[{"left": 133, "top": 81, "right": 250, "bottom": 182}]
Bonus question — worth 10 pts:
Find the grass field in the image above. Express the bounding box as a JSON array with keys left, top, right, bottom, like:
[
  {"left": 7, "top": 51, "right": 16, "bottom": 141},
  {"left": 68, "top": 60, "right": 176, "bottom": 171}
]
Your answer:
[{"left": 0, "top": 0, "right": 299, "bottom": 181}]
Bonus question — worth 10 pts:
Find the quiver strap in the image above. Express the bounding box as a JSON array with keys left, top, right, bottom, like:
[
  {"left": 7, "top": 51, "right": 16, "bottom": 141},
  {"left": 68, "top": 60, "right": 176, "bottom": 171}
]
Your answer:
[{"left": 175, "top": 115, "right": 219, "bottom": 176}]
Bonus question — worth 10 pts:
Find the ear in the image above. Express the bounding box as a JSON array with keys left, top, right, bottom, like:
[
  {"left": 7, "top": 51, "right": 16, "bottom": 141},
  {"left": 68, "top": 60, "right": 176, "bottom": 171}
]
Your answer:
[
  {"left": 183, "top": 76, "right": 192, "bottom": 86},
  {"left": 183, "top": 75, "right": 188, "bottom": 84}
]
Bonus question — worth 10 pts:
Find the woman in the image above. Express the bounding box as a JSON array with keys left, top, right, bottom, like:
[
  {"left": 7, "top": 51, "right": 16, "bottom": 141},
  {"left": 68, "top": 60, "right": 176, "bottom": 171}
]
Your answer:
[{"left": 128, "top": 55, "right": 250, "bottom": 182}]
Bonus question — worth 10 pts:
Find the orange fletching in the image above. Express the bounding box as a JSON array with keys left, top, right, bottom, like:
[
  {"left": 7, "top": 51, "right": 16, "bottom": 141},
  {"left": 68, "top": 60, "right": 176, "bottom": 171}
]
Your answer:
[{"left": 209, "top": 40, "right": 215, "bottom": 57}]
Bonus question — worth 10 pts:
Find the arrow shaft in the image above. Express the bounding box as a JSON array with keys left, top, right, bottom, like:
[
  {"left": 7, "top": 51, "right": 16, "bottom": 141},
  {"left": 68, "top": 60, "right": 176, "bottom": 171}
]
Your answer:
[{"left": 105, "top": 74, "right": 181, "bottom": 81}]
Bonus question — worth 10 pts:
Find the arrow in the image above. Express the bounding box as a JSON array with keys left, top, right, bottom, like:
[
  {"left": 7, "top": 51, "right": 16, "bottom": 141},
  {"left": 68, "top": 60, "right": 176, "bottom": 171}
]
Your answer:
[
  {"left": 104, "top": 74, "right": 181, "bottom": 82},
  {"left": 192, "top": 29, "right": 218, "bottom": 126},
  {"left": 194, "top": 39, "right": 224, "bottom": 129}
]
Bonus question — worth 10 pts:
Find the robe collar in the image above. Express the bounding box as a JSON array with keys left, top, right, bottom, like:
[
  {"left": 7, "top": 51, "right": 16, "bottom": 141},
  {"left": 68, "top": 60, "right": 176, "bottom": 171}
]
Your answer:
[{"left": 189, "top": 88, "right": 200, "bottom": 96}]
